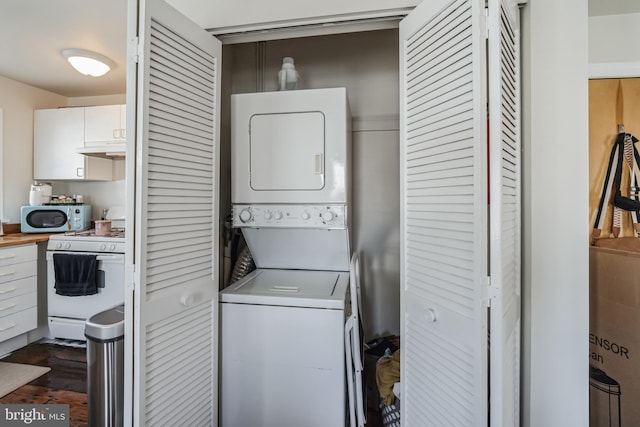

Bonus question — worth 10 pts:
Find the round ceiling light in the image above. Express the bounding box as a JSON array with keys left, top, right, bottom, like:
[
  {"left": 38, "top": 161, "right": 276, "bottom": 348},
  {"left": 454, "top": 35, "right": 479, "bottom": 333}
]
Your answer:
[{"left": 61, "top": 48, "right": 115, "bottom": 77}]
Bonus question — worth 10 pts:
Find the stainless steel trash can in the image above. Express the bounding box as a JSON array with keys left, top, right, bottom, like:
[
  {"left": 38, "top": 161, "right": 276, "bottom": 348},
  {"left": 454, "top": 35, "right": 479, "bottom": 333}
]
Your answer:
[{"left": 85, "top": 304, "right": 124, "bottom": 427}]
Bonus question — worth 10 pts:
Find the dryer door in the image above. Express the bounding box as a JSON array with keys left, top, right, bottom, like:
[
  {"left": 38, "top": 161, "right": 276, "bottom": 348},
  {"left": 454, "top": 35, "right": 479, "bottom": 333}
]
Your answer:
[{"left": 250, "top": 111, "right": 325, "bottom": 191}]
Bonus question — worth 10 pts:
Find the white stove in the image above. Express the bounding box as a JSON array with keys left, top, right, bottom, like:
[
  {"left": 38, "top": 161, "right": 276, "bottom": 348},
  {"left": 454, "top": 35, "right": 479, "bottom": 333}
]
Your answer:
[
  {"left": 46, "top": 227, "right": 126, "bottom": 340},
  {"left": 47, "top": 228, "right": 125, "bottom": 254}
]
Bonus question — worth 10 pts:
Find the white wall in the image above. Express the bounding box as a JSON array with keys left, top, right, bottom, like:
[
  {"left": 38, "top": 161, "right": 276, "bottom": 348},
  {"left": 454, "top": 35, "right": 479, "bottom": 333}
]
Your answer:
[
  {"left": 521, "top": 1, "right": 590, "bottom": 426},
  {"left": 589, "top": 13, "right": 640, "bottom": 64},
  {"left": 0, "top": 75, "right": 68, "bottom": 223},
  {"left": 588, "top": 13, "right": 640, "bottom": 78},
  {"left": 168, "top": 0, "right": 419, "bottom": 32}
]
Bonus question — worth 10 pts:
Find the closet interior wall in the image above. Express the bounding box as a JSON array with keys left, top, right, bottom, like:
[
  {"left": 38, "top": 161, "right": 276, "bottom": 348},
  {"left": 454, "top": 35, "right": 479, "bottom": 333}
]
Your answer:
[
  {"left": 589, "top": 78, "right": 640, "bottom": 238},
  {"left": 219, "top": 29, "right": 401, "bottom": 337}
]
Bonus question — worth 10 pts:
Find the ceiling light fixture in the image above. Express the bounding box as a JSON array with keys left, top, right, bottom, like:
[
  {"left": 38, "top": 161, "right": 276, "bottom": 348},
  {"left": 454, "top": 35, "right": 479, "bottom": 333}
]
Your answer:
[{"left": 61, "top": 48, "right": 114, "bottom": 77}]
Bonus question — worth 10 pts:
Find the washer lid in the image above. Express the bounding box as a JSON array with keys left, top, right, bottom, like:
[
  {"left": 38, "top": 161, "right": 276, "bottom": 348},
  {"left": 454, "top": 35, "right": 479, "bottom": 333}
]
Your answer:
[{"left": 220, "top": 269, "right": 348, "bottom": 309}]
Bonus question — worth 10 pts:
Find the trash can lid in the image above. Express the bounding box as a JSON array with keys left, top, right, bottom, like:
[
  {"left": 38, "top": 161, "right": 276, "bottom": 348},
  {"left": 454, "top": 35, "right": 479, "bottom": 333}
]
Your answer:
[{"left": 85, "top": 304, "right": 125, "bottom": 340}]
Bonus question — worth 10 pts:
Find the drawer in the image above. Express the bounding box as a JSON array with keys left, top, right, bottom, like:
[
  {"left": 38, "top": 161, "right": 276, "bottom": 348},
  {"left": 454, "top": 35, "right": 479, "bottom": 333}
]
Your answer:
[
  {"left": 0, "top": 244, "right": 37, "bottom": 267},
  {"left": 0, "top": 276, "right": 37, "bottom": 303},
  {"left": 0, "top": 306, "right": 37, "bottom": 342},
  {"left": 0, "top": 260, "right": 37, "bottom": 285},
  {"left": 0, "top": 291, "right": 37, "bottom": 318}
]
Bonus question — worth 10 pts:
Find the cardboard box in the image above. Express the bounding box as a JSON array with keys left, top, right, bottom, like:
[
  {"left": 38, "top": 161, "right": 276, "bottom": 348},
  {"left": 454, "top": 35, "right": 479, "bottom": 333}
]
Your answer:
[{"left": 590, "top": 246, "right": 640, "bottom": 427}]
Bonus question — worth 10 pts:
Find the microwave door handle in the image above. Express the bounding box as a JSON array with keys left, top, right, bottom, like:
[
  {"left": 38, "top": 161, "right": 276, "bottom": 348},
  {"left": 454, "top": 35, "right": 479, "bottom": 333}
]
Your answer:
[{"left": 67, "top": 207, "right": 71, "bottom": 230}]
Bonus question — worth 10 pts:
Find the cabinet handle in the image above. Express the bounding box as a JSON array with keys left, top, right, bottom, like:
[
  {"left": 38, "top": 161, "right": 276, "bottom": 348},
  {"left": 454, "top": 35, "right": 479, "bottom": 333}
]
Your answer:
[
  {"left": 0, "top": 322, "right": 15, "bottom": 331},
  {"left": 0, "top": 302, "right": 16, "bottom": 311},
  {"left": 0, "top": 270, "right": 16, "bottom": 277},
  {"left": 0, "top": 287, "right": 16, "bottom": 294}
]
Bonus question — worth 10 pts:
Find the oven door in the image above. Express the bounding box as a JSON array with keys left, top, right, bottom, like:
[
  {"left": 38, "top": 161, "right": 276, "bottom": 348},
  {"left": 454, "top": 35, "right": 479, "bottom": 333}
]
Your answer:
[{"left": 46, "top": 251, "right": 125, "bottom": 319}]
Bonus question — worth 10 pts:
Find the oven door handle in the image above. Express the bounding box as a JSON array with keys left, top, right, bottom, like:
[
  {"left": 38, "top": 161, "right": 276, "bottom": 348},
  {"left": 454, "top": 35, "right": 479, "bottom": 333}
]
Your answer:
[{"left": 96, "top": 255, "right": 124, "bottom": 261}]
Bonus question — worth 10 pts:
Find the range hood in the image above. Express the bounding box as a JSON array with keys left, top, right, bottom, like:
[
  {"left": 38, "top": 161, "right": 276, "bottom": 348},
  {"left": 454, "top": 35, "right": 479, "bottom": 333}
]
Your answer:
[{"left": 76, "top": 144, "right": 125, "bottom": 158}]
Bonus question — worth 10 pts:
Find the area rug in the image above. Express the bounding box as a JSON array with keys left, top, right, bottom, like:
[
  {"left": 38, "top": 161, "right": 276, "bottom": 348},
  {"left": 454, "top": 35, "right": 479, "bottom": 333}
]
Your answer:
[{"left": 0, "top": 361, "right": 50, "bottom": 398}]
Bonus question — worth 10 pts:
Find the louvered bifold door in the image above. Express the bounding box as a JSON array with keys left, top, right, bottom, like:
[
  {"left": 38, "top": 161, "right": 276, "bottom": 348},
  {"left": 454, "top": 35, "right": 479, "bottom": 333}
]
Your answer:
[
  {"left": 130, "top": 0, "right": 221, "bottom": 425},
  {"left": 399, "top": 0, "right": 489, "bottom": 426},
  {"left": 488, "top": 0, "right": 521, "bottom": 425}
]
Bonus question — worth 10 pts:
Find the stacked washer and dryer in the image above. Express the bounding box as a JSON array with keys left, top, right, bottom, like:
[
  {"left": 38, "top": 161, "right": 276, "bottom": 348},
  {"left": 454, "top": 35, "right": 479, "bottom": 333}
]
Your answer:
[{"left": 220, "top": 88, "right": 365, "bottom": 427}]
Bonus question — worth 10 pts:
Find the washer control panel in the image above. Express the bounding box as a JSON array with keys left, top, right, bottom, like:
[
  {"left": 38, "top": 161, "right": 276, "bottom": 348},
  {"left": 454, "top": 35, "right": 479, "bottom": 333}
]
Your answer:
[{"left": 233, "top": 204, "right": 347, "bottom": 228}]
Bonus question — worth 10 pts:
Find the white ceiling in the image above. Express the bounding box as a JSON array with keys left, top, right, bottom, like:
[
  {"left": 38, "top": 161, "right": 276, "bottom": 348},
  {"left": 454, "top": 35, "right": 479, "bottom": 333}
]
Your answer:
[
  {"left": 0, "top": 0, "right": 127, "bottom": 98},
  {"left": 1, "top": 0, "right": 638, "bottom": 98}
]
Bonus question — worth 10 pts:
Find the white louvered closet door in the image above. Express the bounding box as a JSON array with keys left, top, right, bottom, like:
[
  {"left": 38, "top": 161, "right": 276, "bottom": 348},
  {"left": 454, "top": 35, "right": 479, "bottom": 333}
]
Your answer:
[
  {"left": 488, "top": 0, "right": 521, "bottom": 425},
  {"left": 399, "top": 0, "right": 489, "bottom": 425},
  {"left": 128, "top": 0, "right": 221, "bottom": 425}
]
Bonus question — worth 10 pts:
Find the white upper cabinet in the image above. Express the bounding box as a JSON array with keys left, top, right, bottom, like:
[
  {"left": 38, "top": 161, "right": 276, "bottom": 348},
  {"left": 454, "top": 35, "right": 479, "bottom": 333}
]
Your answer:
[
  {"left": 84, "top": 105, "right": 126, "bottom": 145},
  {"left": 78, "top": 104, "right": 126, "bottom": 157},
  {"left": 166, "top": 0, "right": 420, "bottom": 34},
  {"left": 34, "top": 108, "right": 113, "bottom": 181}
]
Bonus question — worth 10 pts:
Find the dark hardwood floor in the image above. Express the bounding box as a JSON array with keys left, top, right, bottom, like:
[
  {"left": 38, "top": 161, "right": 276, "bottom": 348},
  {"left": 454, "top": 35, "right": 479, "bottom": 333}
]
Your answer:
[
  {"left": 1, "top": 340, "right": 384, "bottom": 427},
  {"left": 0, "top": 341, "right": 88, "bottom": 426}
]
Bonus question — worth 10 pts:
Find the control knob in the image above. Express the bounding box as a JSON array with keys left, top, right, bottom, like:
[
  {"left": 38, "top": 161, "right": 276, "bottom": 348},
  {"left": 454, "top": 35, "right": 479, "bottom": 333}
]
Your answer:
[
  {"left": 274, "top": 211, "right": 283, "bottom": 220},
  {"left": 321, "top": 210, "right": 335, "bottom": 223},
  {"left": 301, "top": 211, "right": 311, "bottom": 221},
  {"left": 238, "top": 208, "right": 254, "bottom": 223}
]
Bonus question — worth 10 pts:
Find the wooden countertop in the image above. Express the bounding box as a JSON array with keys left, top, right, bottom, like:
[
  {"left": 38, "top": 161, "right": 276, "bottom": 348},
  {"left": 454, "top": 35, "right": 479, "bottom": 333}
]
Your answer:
[
  {"left": 0, "top": 224, "right": 52, "bottom": 247},
  {"left": 0, "top": 233, "right": 52, "bottom": 247}
]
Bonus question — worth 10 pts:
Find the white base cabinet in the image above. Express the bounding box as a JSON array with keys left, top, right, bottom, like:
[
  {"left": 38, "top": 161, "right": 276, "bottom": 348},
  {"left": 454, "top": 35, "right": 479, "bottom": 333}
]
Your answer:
[
  {"left": 0, "top": 244, "right": 38, "bottom": 343},
  {"left": 34, "top": 107, "right": 114, "bottom": 181}
]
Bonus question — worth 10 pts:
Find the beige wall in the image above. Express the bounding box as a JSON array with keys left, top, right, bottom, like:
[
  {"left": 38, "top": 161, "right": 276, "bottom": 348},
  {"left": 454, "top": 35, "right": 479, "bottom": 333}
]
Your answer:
[
  {"left": 0, "top": 75, "right": 67, "bottom": 222},
  {"left": 589, "top": 78, "right": 640, "bottom": 238}
]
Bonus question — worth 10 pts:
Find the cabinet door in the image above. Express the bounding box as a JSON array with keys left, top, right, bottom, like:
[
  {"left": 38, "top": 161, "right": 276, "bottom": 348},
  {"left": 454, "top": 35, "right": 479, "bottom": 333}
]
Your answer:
[
  {"left": 84, "top": 105, "right": 123, "bottom": 144},
  {"left": 34, "top": 108, "right": 113, "bottom": 181},
  {"left": 34, "top": 108, "right": 86, "bottom": 180}
]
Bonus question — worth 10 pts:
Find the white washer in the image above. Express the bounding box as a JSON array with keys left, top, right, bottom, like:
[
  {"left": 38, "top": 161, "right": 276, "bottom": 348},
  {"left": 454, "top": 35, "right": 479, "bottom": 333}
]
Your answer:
[{"left": 220, "top": 269, "right": 349, "bottom": 427}]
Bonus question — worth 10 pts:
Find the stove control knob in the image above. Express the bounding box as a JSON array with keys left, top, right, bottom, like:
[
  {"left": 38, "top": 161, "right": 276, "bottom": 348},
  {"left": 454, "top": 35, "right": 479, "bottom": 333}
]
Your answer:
[
  {"left": 55, "top": 242, "right": 63, "bottom": 250},
  {"left": 100, "top": 243, "right": 107, "bottom": 251},
  {"left": 238, "top": 208, "right": 254, "bottom": 223},
  {"left": 264, "top": 211, "right": 272, "bottom": 220},
  {"left": 109, "top": 244, "right": 116, "bottom": 251},
  {"left": 301, "top": 211, "right": 310, "bottom": 221},
  {"left": 274, "top": 211, "right": 283, "bottom": 221},
  {"left": 64, "top": 243, "right": 71, "bottom": 250},
  {"left": 321, "top": 210, "right": 335, "bottom": 223}
]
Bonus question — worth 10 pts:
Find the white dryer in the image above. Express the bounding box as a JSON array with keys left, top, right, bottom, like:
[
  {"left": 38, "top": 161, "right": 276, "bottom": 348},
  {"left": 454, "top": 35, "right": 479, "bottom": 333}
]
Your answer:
[{"left": 231, "top": 87, "right": 351, "bottom": 205}]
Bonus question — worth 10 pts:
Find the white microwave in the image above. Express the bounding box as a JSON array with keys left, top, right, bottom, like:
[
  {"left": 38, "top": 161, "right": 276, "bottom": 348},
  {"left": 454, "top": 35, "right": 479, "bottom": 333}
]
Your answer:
[{"left": 21, "top": 205, "right": 92, "bottom": 233}]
